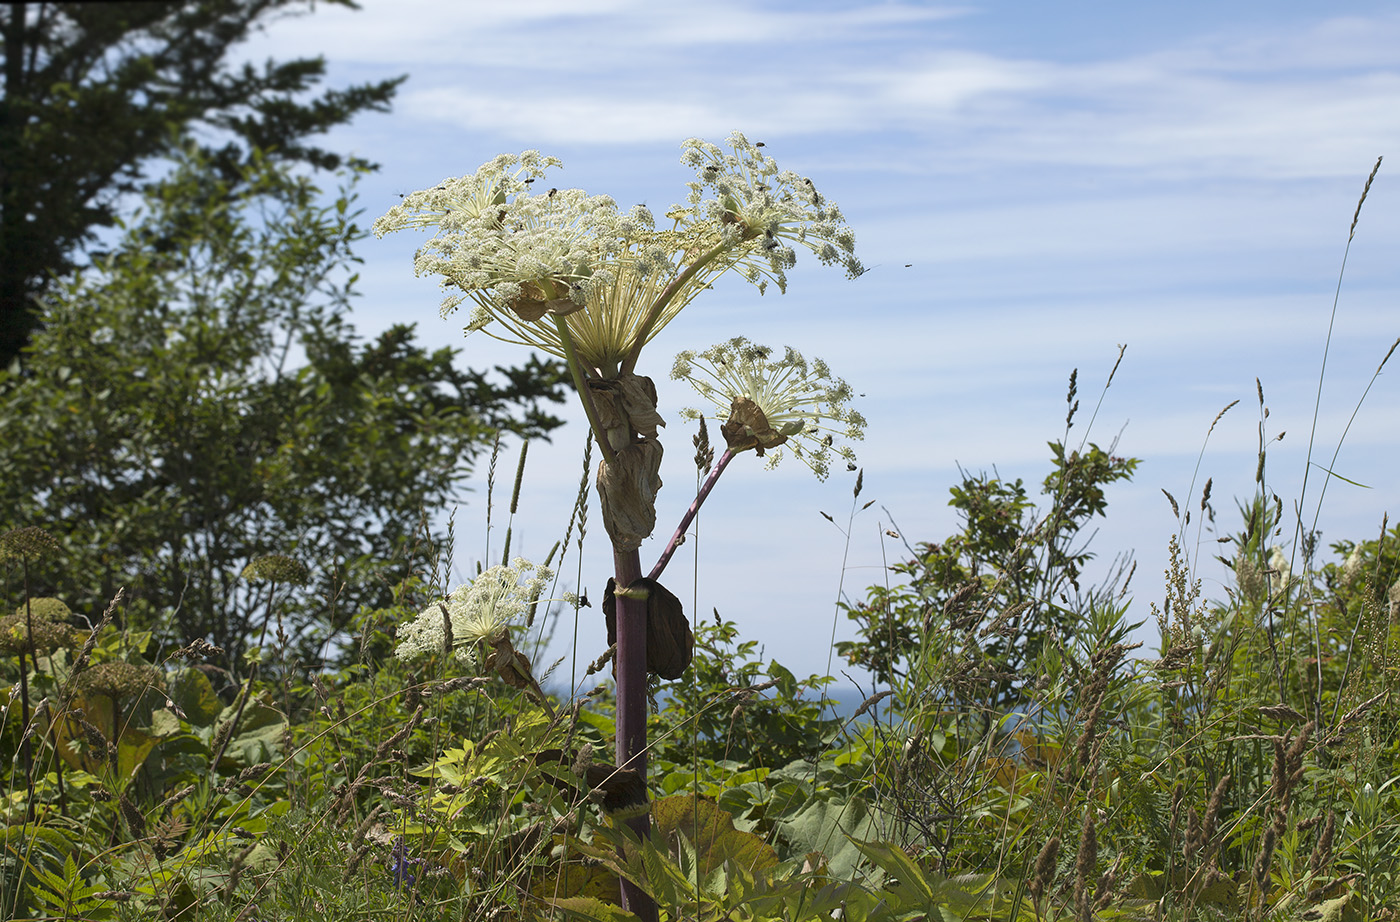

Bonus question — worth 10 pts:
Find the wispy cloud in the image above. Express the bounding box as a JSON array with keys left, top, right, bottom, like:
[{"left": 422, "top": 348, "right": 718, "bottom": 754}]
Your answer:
[
  {"left": 398, "top": 88, "right": 733, "bottom": 144},
  {"left": 272, "top": 3, "right": 1400, "bottom": 179}
]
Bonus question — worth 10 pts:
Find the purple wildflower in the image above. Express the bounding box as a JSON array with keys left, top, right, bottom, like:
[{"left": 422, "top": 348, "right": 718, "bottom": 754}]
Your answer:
[{"left": 387, "top": 836, "right": 423, "bottom": 890}]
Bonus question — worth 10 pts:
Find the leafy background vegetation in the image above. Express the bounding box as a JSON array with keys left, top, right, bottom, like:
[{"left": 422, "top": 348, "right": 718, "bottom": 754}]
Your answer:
[
  {"left": 3, "top": 3, "right": 1398, "bottom": 920},
  {"left": 6, "top": 357, "right": 1399, "bottom": 919}
]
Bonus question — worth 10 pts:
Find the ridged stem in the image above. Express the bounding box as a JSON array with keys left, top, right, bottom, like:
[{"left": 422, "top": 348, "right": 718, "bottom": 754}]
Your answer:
[{"left": 648, "top": 448, "right": 735, "bottom": 581}]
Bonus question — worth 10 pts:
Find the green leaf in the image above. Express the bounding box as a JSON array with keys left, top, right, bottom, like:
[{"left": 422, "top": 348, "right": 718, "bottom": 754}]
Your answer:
[
  {"left": 776, "top": 797, "right": 880, "bottom": 880},
  {"left": 115, "top": 726, "right": 161, "bottom": 787},
  {"left": 651, "top": 793, "right": 779, "bottom": 876},
  {"left": 213, "top": 697, "right": 288, "bottom": 768},
  {"left": 149, "top": 707, "right": 181, "bottom": 737},
  {"left": 169, "top": 667, "right": 223, "bottom": 727},
  {"left": 531, "top": 858, "right": 621, "bottom": 906},
  {"left": 853, "top": 839, "right": 936, "bottom": 904},
  {"left": 25, "top": 851, "right": 117, "bottom": 921},
  {"left": 0, "top": 143, "right": 567, "bottom": 676},
  {"left": 546, "top": 896, "right": 642, "bottom": 922},
  {"left": 1307, "top": 461, "right": 1372, "bottom": 489}
]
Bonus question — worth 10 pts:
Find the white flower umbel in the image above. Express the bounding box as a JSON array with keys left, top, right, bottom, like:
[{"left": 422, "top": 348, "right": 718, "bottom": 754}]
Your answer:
[
  {"left": 395, "top": 558, "right": 559, "bottom": 668},
  {"left": 372, "top": 151, "right": 635, "bottom": 356},
  {"left": 675, "top": 131, "right": 864, "bottom": 295},
  {"left": 1268, "top": 545, "right": 1292, "bottom": 592},
  {"left": 373, "top": 134, "right": 862, "bottom": 376},
  {"left": 672, "top": 337, "right": 865, "bottom": 480},
  {"left": 1342, "top": 546, "right": 1364, "bottom": 586}
]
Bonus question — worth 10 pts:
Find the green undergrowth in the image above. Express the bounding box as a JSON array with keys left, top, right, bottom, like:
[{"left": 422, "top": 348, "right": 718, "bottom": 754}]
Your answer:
[
  {"left": 3, "top": 415, "right": 1399, "bottom": 921},
  {"left": 2, "top": 154, "right": 1397, "bottom": 919}
]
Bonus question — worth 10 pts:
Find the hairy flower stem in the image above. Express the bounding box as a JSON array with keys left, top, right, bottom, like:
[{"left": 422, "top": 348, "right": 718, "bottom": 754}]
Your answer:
[
  {"left": 611, "top": 543, "right": 657, "bottom": 921},
  {"left": 649, "top": 448, "right": 735, "bottom": 581},
  {"left": 554, "top": 316, "right": 618, "bottom": 466},
  {"left": 18, "top": 561, "right": 35, "bottom": 821}
]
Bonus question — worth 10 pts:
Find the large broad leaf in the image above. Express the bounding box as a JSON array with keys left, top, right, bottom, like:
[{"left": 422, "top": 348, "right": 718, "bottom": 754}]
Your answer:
[
  {"left": 1308, "top": 892, "right": 1362, "bottom": 922},
  {"left": 532, "top": 849, "right": 623, "bottom": 906},
  {"left": 148, "top": 707, "right": 181, "bottom": 737},
  {"left": 535, "top": 797, "right": 779, "bottom": 913},
  {"left": 55, "top": 698, "right": 180, "bottom": 791},
  {"left": 212, "top": 695, "right": 287, "bottom": 768},
  {"left": 531, "top": 833, "right": 639, "bottom": 909},
  {"left": 775, "top": 796, "right": 880, "bottom": 880},
  {"left": 546, "top": 895, "right": 642, "bottom": 922},
  {"left": 651, "top": 793, "right": 778, "bottom": 876},
  {"left": 51, "top": 695, "right": 110, "bottom": 773},
  {"left": 852, "top": 839, "right": 936, "bottom": 903},
  {"left": 114, "top": 726, "right": 162, "bottom": 790},
  {"left": 851, "top": 840, "right": 997, "bottom": 919},
  {"left": 168, "top": 667, "right": 223, "bottom": 727}
]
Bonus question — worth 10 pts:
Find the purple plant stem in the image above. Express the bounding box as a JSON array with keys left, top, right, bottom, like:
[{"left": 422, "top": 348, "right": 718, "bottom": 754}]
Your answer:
[
  {"left": 611, "top": 543, "right": 657, "bottom": 922},
  {"left": 648, "top": 448, "right": 736, "bottom": 582},
  {"left": 608, "top": 447, "right": 737, "bottom": 919}
]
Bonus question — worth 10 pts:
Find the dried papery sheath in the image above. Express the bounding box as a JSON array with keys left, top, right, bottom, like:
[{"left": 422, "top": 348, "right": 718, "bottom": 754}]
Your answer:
[
  {"left": 602, "top": 577, "right": 693, "bottom": 680},
  {"left": 597, "top": 441, "right": 664, "bottom": 551},
  {"left": 672, "top": 337, "right": 864, "bottom": 479},
  {"left": 586, "top": 373, "right": 667, "bottom": 547}
]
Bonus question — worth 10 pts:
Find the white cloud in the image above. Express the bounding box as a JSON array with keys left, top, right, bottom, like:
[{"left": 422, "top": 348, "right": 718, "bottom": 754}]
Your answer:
[
  {"left": 399, "top": 88, "right": 734, "bottom": 144},
  {"left": 624, "top": 1, "right": 967, "bottom": 46},
  {"left": 865, "top": 51, "right": 1049, "bottom": 110},
  {"left": 962, "top": 69, "right": 1400, "bottom": 179},
  {"left": 254, "top": 3, "right": 1400, "bottom": 179},
  {"left": 1140, "top": 12, "right": 1400, "bottom": 74}
]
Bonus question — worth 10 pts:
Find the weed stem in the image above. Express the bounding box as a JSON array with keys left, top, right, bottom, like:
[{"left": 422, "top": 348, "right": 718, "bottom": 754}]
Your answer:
[{"left": 648, "top": 448, "right": 736, "bottom": 581}]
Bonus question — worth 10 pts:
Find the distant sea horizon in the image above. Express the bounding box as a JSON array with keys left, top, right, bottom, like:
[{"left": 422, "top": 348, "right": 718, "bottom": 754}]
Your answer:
[
  {"left": 823, "top": 686, "right": 890, "bottom": 721},
  {"left": 549, "top": 684, "right": 894, "bottom": 723}
]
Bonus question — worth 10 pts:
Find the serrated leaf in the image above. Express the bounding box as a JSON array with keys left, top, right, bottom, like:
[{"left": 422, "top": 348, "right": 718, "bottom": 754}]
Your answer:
[
  {"left": 546, "top": 896, "right": 642, "bottom": 922},
  {"left": 531, "top": 849, "right": 620, "bottom": 905},
  {"left": 148, "top": 707, "right": 181, "bottom": 737},
  {"left": 640, "top": 838, "right": 687, "bottom": 906},
  {"left": 776, "top": 797, "right": 879, "bottom": 880},
  {"left": 852, "top": 839, "right": 936, "bottom": 903},
  {"left": 651, "top": 793, "right": 778, "bottom": 876}
]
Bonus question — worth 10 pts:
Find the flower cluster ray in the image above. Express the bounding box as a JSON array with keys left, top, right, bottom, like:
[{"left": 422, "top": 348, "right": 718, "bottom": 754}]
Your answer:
[{"left": 672, "top": 336, "right": 865, "bottom": 480}]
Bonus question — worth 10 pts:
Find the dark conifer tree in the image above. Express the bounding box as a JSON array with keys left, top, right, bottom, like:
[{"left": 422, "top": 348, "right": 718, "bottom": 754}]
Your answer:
[{"left": 0, "top": 1, "right": 403, "bottom": 368}]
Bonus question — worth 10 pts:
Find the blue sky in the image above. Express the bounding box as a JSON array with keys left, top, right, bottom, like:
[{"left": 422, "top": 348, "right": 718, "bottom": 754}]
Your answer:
[{"left": 239, "top": 1, "right": 1400, "bottom": 691}]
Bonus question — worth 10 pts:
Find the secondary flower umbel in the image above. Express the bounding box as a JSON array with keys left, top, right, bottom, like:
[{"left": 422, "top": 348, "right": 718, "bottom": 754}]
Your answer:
[
  {"left": 395, "top": 558, "right": 561, "bottom": 668},
  {"left": 672, "top": 337, "right": 864, "bottom": 480}
]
